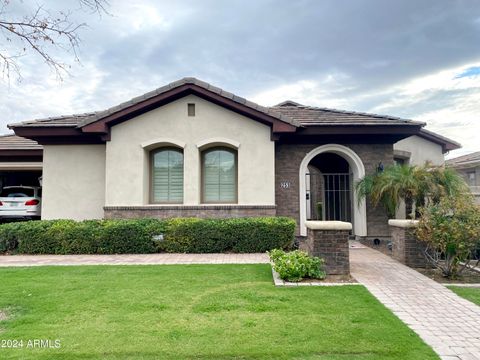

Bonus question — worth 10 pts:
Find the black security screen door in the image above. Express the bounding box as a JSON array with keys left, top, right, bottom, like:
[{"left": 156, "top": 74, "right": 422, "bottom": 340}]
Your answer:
[
  {"left": 306, "top": 172, "right": 352, "bottom": 222},
  {"left": 323, "top": 173, "right": 352, "bottom": 222},
  {"left": 306, "top": 152, "right": 353, "bottom": 223}
]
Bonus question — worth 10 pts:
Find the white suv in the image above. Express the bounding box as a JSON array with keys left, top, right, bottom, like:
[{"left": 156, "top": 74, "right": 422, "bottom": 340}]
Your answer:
[{"left": 0, "top": 186, "right": 42, "bottom": 220}]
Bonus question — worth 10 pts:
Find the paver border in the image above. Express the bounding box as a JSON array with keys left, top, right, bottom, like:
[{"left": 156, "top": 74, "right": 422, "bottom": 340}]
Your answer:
[
  {"left": 271, "top": 267, "right": 360, "bottom": 287},
  {"left": 445, "top": 283, "right": 480, "bottom": 288},
  {"left": 0, "top": 253, "right": 270, "bottom": 266}
]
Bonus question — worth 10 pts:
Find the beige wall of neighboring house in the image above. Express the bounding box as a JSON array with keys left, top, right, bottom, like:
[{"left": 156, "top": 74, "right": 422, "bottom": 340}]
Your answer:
[
  {"left": 454, "top": 166, "right": 480, "bottom": 187},
  {"left": 393, "top": 135, "right": 445, "bottom": 219},
  {"left": 446, "top": 152, "right": 480, "bottom": 206},
  {"left": 42, "top": 145, "right": 106, "bottom": 220},
  {"left": 394, "top": 135, "right": 444, "bottom": 166},
  {"left": 450, "top": 165, "right": 480, "bottom": 204},
  {"left": 105, "top": 94, "right": 276, "bottom": 206}
]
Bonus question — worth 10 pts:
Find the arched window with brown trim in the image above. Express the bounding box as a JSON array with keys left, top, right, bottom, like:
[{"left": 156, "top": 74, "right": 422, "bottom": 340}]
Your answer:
[
  {"left": 201, "top": 147, "right": 237, "bottom": 203},
  {"left": 150, "top": 147, "right": 184, "bottom": 204}
]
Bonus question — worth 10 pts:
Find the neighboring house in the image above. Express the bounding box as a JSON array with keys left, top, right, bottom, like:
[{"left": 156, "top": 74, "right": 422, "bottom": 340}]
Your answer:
[
  {"left": 0, "top": 134, "right": 42, "bottom": 189},
  {"left": 3, "top": 77, "right": 460, "bottom": 240},
  {"left": 394, "top": 129, "right": 454, "bottom": 167},
  {"left": 446, "top": 152, "right": 480, "bottom": 204}
]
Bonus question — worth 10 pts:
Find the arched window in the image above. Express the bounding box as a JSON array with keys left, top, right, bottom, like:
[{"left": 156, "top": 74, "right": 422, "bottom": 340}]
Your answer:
[
  {"left": 150, "top": 148, "right": 184, "bottom": 203},
  {"left": 201, "top": 147, "right": 237, "bottom": 203}
]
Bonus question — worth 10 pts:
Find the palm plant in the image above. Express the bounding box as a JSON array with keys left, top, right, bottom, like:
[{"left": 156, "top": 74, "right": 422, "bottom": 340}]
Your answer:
[
  {"left": 355, "top": 163, "right": 468, "bottom": 219},
  {"left": 429, "top": 166, "right": 470, "bottom": 204}
]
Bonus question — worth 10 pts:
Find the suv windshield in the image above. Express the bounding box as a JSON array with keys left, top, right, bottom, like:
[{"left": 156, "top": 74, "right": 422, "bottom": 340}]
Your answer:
[{"left": 0, "top": 187, "right": 35, "bottom": 197}]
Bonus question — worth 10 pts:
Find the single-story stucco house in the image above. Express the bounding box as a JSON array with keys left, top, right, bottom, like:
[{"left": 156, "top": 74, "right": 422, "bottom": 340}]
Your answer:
[{"left": 2, "top": 77, "right": 460, "bottom": 241}]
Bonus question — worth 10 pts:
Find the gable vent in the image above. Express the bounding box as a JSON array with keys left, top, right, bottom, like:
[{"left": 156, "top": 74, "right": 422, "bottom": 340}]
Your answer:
[{"left": 188, "top": 103, "right": 195, "bottom": 117}]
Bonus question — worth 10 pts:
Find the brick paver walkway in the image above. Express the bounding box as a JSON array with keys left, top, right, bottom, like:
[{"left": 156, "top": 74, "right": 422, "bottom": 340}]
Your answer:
[
  {"left": 0, "top": 253, "right": 269, "bottom": 266},
  {"left": 350, "top": 243, "right": 480, "bottom": 360}
]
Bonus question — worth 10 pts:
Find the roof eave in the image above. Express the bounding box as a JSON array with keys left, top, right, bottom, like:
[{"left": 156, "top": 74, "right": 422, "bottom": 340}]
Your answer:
[
  {"left": 417, "top": 129, "right": 461, "bottom": 153},
  {"left": 295, "top": 123, "right": 424, "bottom": 136},
  {"left": 11, "top": 126, "right": 106, "bottom": 145}
]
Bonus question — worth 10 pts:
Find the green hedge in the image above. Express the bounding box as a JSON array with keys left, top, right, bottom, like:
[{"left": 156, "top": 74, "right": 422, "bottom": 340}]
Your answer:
[{"left": 0, "top": 217, "right": 295, "bottom": 254}]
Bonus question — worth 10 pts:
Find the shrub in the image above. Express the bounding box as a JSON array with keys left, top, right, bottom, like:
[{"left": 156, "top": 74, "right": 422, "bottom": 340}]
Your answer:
[
  {"left": 415, "top": 195, "right": 480, "bottom": 278},
  {"left": 160, "top": 217, "right": 295, "bottom": 253},
  {"left": 59, "top": 220, "right": 103, "bottom": 254},
  {"left": 16, "top": 220, "right": 66, "bottom": 254},
  {"left": 0, "top": 222, "right": 24, "bottom": 253},
  {"left": 268, "top": 249, "right": 326, "bottom": 282},
  {"left": 0, "top": 217, "right": 295, "bottom": 254},
  {"left": 97, "top": 220, "right": 157, "bottom": 254},
  {"left": 231, "top": 217, "right": 295, "bottom": 253}
]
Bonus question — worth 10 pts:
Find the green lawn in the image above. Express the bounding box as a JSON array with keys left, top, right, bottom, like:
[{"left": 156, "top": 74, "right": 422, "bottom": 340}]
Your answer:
[
  {"left": 449, "top": 286, "right": 480, "bottom": 306},
  {"left": 0, "top": 264, "right": 437, "bottom": 359}
]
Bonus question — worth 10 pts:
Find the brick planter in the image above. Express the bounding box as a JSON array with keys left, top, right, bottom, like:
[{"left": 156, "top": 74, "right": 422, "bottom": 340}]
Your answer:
[
  {"left": 388, "top": 219, "right": 428, "bottom": 268},
  {"left": 302, "top": 221, "right": 351, "bottom": 275}
]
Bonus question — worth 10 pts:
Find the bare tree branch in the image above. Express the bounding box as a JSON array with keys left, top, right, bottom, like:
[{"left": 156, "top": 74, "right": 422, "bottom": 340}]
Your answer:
[
  {"left": 79, "top": 0, "right": 110, "bottom": 15},
  {"left": 0, "top": 0, "right": 109, "bottom": 81}
]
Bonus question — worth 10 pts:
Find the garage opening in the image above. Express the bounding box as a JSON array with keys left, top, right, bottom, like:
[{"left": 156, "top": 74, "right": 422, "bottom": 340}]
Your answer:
[{"left": 0, "top": 170, "right": 42, "bottom": 188}]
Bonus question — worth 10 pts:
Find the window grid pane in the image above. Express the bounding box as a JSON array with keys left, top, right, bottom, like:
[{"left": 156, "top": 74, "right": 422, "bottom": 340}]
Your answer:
[
  {"left": 203, "top": 148, "right": 236, "bottom": 203},
  {"left": 152, "top": 149, "right": 183, "bottom": 203}
]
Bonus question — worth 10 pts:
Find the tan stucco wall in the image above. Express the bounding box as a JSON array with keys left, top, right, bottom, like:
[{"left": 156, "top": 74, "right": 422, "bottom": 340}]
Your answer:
[
  {"left": 42, "top": 145, "right": 106, "bottom": 220},
  {"left": 394, "top": 135, "right": 444, "bottom": 219},
  {"left": 394, "top": 135, "right": 444, "bottom": 166},
  {"left": 105, "top": 95, "right": 275, "bottom": 206}
]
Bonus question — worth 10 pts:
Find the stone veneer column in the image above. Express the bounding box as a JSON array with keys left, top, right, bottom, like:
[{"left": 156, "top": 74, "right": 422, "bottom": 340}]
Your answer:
[
  {"left": 303, "top": 221, "right": 351, "bottom": 275},
  {"left": 388, "top": 219, "right": 428, "bottom": 268}
]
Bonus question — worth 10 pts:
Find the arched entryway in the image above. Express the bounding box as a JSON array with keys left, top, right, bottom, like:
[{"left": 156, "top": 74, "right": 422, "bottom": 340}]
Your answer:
[{"left": 299, "top": 144, "right": 367, "bottom": 237}]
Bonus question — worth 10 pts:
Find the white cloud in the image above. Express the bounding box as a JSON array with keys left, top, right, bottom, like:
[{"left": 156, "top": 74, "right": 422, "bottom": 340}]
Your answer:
[
  {"left": 249, "top": 73, "right": 355, "bottom": 109},
  {"left": 112, "top": 2, "right": 172, "bottom": 35},
  {"left": 369, "top": 62, "right": 480, "bottom": 158},
  {"left": 0, "top": 60, "right": 108, "bottom": 130},
  {"left": 250, "top": 61, "right": 480, "bottom": 159}
]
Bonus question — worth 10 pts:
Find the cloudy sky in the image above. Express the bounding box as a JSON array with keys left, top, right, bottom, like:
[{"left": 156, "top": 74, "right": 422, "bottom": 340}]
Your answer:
[{"left": 1, "top": 0, "right": 480, "bottom": 158}]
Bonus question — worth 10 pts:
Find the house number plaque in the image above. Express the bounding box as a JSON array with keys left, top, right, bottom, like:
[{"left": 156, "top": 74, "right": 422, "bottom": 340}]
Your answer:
[{"left": 280, "top": 181, "right": 291, "bottom": 189}]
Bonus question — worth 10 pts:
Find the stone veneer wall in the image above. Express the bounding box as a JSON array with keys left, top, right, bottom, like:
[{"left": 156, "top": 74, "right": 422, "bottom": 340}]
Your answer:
[
  {"left": 104, "top": 205, "right": 276, "bottom": 219},
  {"left": 359, "top": 237, "right": 392, "bottom": 256},
  {"left": 302, "top": 228, "right": 350, "bottom": 275},
  {"left": 275, "top": 142, "right": 394, "bottom": 237},
  {"left": 390, "top": 225, "right": 428, "bottom": 268}
]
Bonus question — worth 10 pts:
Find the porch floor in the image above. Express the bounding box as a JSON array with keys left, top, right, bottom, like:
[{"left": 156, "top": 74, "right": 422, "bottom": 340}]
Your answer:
[{"left": 350, "top": 242, "right": 480, "bottom": 360}]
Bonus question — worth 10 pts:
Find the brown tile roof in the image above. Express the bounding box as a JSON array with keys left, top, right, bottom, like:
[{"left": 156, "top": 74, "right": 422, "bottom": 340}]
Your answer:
[
  {"left": 9, "top": 78, "right": 429, "bottom": 131},
  {"left": 0, "top": 134, "right": 42, "bottom": 150},
  {"left": 8, "top": 113, "right": 97, "bottom": 128},
  {"left": 446, "top": 151, "right": 480, "bottom": 167},
  {"left": 9, "top": 78, "right": 300, "bottom": 129},
  {"left": 270, "top": 101, "right": 425, "bottom": 127},
  {"left": 77, "top": 77, "right": 301, "bottom": 128}
]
